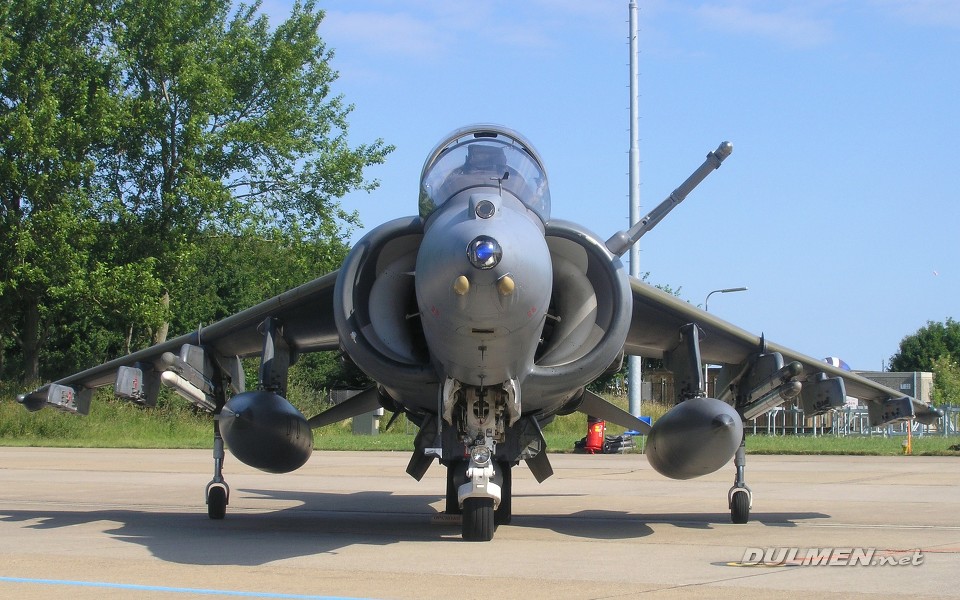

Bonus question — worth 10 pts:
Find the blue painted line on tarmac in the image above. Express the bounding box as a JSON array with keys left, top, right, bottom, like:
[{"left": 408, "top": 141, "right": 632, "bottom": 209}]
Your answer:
[{"left": 0, "top": 576, "right": 370, "bottom": 599}]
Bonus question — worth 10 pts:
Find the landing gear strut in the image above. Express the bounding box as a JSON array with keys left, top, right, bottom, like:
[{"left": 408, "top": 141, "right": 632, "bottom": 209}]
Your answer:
[
  {"left": 728, "top": 433, "right": 751, "bottom": 524},
  {"left": 438, "top": 378, "right": 521, "bottom": 540},
  {"left": 206, "top": 417, "right": 229, "bottom": 519}
]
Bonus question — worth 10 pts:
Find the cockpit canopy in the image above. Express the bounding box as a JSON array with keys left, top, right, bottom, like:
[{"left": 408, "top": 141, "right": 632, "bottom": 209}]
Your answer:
[{"left": 419, "top": 125, "right": 551, "bottom": 222}]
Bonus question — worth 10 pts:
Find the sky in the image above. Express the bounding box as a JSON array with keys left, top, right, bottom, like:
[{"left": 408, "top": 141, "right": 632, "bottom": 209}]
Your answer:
[{"left": 259, "top": 0, "right": 959, "bottom": 372}]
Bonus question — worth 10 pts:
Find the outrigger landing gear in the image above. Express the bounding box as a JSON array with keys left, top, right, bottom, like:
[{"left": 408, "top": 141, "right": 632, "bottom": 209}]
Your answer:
[
  {"left": 728, "top": 433, "right": 751, "bottom": 524},
  {"left": 206, "top": 417, "right": 229, "bottom": 519}
]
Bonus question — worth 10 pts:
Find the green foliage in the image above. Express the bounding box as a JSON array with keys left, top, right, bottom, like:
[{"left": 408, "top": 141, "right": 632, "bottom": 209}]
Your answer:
[
  {"left": 643, "top": 271, "right": 682, "bottom": 298},
  {"left": 0, "top": 388, "right": 210, "bottom": 448},
  {"left": 930, "top": 355, "right": 960, "bottom": 406},
  {"left": 288, "top": 352, "right": 371, "bottom": 395},
  {"left": 744, "top": 434, "right": 960, "bottom": 456},
  {"left": 0, "top": 0, "right": 122, "bottom": 382},
  {"left": 889, "top": 318, "right": 960, "bottom": 372},
  {"left": 0, "top": 0, "right": 392, "bottom": 385},
  {"left": 5, "top": 385, "right": 956, "bottom": 455},
  {"left": 890, "top": 319, "right": 960, "bottom": 406}
]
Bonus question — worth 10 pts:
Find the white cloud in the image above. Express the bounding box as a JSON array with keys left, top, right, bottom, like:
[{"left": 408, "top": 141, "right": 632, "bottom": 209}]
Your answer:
[
  {"left": 871, "top": 0, "right": 960, "bottom": 29},
  {"left": 321, "top": 10, "right": 449, "bottom": 58},
  {"left": 692, "top": 3, "right": 835, "bottom": 48}
]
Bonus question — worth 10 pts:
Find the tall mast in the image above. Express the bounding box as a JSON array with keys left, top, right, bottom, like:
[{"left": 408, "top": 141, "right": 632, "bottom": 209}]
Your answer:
[{"left": 627, "top": 0, "right": 642, "bottom": 417}]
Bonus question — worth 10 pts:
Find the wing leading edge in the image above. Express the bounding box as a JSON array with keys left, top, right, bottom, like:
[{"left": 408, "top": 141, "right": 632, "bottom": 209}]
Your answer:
[
  {"left": 624, "top": 276, "right": 942, "bottom": 427},
  {"left": 19, "top": 271, "right": 340, "bottom": 413}
]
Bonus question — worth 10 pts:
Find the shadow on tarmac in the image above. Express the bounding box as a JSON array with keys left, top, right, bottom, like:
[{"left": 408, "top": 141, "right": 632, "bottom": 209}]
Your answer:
[{"left": 0, "top": 487, "right": 830, "bottom": 566}]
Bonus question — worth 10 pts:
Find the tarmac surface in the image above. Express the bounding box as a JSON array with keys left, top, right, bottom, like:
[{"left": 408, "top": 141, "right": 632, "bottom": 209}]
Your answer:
[{"left": 0, "top": 447, "right": 957, "bottom": 599}]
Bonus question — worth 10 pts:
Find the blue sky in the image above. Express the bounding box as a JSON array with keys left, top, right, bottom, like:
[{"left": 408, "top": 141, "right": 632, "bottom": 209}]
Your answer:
[{"left": 261, "top": 0, "right": 959, "bottom": 371}]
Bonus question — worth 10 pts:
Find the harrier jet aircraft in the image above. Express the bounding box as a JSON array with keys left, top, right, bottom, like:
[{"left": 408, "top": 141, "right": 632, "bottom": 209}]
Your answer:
[{"left": 19, "top": 124, "right": 941, "bottom": 541}]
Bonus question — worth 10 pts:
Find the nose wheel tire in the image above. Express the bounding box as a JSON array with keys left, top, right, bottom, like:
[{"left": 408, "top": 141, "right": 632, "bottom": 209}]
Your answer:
[{"left": 462, "top": 497, "right": 495, "bottom": 541}]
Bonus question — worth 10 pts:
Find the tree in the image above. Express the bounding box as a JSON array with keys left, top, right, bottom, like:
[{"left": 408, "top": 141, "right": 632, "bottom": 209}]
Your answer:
[
  {"left": 1, "top": 0, "right": 392, "bottom": 384},
  {"left": 168, "top": 225, "right": 350, "bottom": 333},
  {"left": 930, "top": 355, "right": 960, "bottom": 406},
  {"left": 889, "top": 318, "right": 960, "bottom": 372},
  {"left": 0, "top": 0, "right": 146, "bottom": 383},
  {"left": 890, "top": 319, "right": 960, "bottom": 407},
  {"left": 100, "top": 0, "right": 391, "bottom": 347}
]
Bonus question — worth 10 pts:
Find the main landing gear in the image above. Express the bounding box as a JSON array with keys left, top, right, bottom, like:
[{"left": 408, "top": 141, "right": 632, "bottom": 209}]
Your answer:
[
  {"left": 728, "top": 433, "right": 751, "bottom": 524},
  {"left": 206, "top": 417, "right": 229, "bottom": 520}
]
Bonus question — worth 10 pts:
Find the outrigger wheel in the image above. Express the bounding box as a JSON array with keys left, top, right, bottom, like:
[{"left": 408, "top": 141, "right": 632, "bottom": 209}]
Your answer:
[
  {"left": 730, "top": 489, "right": 750, "bottom": 524},
  {"left": 207, "top": 484, "right": 228, "bottom": 520},
  {"left": 728, "top": 434, "right": 751, "bottom": 524}
]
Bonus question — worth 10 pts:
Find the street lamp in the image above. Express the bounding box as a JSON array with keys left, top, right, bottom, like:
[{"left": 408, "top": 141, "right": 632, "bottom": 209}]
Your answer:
[
  {"left": 704, "top": 287, "right": 748, "bottom": 313},
  {"left": 703, "top": 287, "right": 748, "bottom": 394}
]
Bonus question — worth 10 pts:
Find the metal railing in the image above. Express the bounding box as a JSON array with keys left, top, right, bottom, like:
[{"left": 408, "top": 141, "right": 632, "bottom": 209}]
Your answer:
[{"left": 750, "top": 404, "right": 960, "bottom": 437}]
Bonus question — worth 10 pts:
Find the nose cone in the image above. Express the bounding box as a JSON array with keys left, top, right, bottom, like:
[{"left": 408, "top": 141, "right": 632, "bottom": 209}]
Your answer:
[{"left": 414, "top": 195, "right": 552, "bottom": 385}]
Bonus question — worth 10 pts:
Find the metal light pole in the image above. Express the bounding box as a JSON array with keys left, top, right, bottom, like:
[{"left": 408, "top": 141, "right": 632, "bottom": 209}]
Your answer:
[
  {"left": 704, "top": 287, "right": 748, "bottom": 313},
  {"left": 703, "top": 287, "right": 748, "bottom": 393},
  {"left": 627, "top": 0, "right": 642, "bottom": 417}
]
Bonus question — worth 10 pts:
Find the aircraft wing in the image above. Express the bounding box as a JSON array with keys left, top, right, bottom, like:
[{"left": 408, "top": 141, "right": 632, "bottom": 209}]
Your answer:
[
  {"left": 18, "top": 271, "right": 340, "bottom": 412},
  {"left": 624, "top": 276, "right": 942, "bottom": 426}
]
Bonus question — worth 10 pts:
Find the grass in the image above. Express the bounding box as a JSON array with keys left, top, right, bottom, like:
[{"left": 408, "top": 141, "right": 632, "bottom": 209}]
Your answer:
[
  {"left": 2, "top": 387, "right": 958, "bottom": 456},
  {"left": 0, "top": 393, "right": 210, "bottom": 448},
  {"left": 745, "top": 432, "right": 960, "bottom": 456}
]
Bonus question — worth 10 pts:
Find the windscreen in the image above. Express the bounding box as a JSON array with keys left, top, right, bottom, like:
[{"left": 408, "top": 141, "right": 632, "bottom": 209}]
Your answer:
[{"left": 419, "top": 126, "right": 551, "bottom": 222}]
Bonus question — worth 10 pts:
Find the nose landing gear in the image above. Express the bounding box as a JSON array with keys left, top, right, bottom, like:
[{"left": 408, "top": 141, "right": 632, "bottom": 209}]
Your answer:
[{"left": 440, "top": 379, "right": 518, "bottom": 540}]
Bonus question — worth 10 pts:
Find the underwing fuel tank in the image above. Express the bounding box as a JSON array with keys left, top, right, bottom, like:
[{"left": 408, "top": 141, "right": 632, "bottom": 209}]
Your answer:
[
  {"left": 218, "top": 391, "right": 313, "bottom": 474},
  {"left": 645, "top": 397, "right": 743, "bottom": 480}
]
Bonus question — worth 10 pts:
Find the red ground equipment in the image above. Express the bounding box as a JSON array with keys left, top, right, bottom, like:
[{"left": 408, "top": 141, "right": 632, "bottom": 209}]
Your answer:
[{"left": 584, "top": 416, "right": 606, "bottom": 454}]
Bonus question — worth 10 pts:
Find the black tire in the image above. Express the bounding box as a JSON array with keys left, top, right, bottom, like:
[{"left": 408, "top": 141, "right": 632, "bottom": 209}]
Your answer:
[
  {"left": 462, "top": 497, "right": 495, "bottom": 541},
  {"left": 730, "top": 490, "right": 749, "bottom": 524},
  {"left": 445, "top": 462, "right": 463, "bottom": 515},
  {"left": 207, "top": 486, "right": 227, "bottom": 520},
  {"left": 495, "top": 461, "right": 512, "bottom": 526}
]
